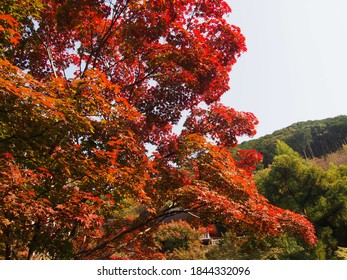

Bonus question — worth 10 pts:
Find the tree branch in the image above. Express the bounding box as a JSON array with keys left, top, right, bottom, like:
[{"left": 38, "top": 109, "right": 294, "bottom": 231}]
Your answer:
[
  {"left": 81, "top": 0, "right": 131, "bottom": 76},
  {"left": 0, "top": 121, "right": 63, "bottom": 143},
  {"left": 74, "top": 203, "right": 205, "bottom": 259}
]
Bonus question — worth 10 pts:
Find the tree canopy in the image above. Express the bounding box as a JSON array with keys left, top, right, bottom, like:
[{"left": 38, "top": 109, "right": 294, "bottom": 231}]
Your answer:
[{"left": 0, "top": 0, "right": 316, "bottom": 260}]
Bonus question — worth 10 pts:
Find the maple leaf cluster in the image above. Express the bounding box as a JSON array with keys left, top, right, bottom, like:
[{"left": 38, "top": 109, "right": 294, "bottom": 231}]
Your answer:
[{"left": 0, "top": 0, "right": 316, "bottom": 259}]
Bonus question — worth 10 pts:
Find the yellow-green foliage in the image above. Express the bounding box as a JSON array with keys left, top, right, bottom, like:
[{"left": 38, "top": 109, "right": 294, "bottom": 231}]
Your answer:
[{"left": 153, "top": 221, "right": 206, "bottom": 260}]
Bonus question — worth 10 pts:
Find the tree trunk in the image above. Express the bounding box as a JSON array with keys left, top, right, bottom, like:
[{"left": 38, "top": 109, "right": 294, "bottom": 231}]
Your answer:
[{"left": 4, "top": 228, "right": 12, "bottom": 260}]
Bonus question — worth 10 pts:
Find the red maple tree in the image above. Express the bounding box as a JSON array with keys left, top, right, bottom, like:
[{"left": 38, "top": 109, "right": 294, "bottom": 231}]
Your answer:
[{"left": 0, "top": 0, "right": 316, "bottom": 260}]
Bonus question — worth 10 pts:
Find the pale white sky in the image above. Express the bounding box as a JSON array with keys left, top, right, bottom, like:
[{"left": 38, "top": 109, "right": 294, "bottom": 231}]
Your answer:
[{"left": 223, "top": 0, "right": 347, "bottom": 140}]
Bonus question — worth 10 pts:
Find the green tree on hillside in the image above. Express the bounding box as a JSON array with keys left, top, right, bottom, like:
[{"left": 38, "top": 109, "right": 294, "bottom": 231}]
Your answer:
[{"left": 255, "top": 141, "right": 347, "bottom": 259}]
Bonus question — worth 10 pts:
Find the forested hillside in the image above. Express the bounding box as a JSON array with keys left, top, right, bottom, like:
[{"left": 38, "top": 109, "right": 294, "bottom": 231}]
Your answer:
[
  {"left": 310, "top": 145, "right": 347, "bottom": 170},
  {"left": 238, "top": 115, "right": 347, "bottom": 167}
]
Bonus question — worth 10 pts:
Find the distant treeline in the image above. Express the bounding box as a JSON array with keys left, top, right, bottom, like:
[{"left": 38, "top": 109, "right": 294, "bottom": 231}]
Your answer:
[{"left": 238, "top": 115, "right": 347, "bottom": 167}]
